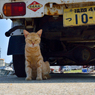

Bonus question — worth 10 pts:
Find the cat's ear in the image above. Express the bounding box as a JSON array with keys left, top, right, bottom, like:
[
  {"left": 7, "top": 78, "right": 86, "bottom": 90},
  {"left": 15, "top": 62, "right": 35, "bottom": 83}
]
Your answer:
[
  {"left": 37, "top": 29, "right": 42, "bottom": 37},
  {"left": 23, "top": 30, "right": 29, "bottom": 38}
]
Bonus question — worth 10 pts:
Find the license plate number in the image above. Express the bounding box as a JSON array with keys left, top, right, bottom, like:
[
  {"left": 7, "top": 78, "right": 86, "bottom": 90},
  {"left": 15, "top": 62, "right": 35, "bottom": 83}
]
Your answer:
[{"left": 63, "top": 6, "right": 95, "bottom": 27}]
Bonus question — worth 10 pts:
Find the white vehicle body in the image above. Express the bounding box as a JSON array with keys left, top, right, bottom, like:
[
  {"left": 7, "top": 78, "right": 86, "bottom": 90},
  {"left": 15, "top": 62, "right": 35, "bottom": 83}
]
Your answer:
[
  {"left": 0, "top": 0, "right": 95, "bottom": 36},
  {"left": 0, "top": 0, "right": 95, "bottom": 19}
]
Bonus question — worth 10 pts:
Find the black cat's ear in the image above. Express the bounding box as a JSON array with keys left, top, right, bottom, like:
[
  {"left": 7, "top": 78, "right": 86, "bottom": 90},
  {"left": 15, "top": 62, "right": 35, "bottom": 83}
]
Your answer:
[
  {"left": 23, "top": 30, "right": 29, "bottom": 38},
  {"left": 37, "top": 29, "right": 42, "bottom": 37}
]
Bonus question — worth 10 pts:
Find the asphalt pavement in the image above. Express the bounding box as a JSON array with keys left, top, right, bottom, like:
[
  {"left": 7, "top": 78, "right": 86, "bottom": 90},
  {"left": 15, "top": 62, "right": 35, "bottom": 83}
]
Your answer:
[{"left": 0, "top": 73, "right": 95, "bottom": 95}]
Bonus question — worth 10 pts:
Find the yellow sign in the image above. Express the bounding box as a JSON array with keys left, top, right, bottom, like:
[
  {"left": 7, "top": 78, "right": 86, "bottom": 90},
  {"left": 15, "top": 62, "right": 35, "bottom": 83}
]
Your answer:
[{"left": 63, "top": 6, "right": 95, "bottom": 27}]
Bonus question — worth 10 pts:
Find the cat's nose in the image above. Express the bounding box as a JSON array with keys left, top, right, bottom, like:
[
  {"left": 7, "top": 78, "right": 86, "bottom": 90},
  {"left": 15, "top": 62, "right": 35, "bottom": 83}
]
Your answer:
[{"left": 32, "top": 42, "right": 34, "bottom": 45}]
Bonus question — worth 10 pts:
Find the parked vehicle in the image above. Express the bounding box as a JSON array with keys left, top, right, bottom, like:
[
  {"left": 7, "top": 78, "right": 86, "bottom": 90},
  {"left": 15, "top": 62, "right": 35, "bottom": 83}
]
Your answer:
[
  {"left": 0, "top": 66, "right": 14, "bottom": 76},
  {"left": 0, "top": 0, "right": 95, "bottom": 77}
]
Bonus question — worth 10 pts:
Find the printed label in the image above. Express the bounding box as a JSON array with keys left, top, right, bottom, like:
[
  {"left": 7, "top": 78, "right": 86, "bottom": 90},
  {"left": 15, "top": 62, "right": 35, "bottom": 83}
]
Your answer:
[{"left": 27, "top": 1, "right": 43, "bottom": 12}]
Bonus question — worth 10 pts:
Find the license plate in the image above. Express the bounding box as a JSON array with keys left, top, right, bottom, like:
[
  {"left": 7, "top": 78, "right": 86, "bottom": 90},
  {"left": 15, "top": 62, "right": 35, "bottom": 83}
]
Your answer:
[{"left": 63, "top": 6, "right": 95, "bottom": 27}]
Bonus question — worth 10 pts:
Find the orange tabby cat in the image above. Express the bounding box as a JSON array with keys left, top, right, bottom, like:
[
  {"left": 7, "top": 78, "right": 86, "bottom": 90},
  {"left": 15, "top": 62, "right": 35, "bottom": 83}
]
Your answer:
[{"left": 23, "top": 29, "right": 50, "bottom": 80}]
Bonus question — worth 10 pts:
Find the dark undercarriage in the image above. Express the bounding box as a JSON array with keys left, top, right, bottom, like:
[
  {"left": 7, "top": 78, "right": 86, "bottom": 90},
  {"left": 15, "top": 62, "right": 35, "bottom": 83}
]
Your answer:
[
  {"left": 36, "top": 16, "right": 95, "bottom": 66},
  {"left": 7, "top": 15, "right": 95, "bottom": 77}
]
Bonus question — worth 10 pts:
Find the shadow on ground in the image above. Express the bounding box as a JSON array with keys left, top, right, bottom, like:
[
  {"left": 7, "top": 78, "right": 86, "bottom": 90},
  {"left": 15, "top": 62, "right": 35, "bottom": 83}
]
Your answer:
[{"left": 0, "top": 73, "right": 95, "bottom": 83}]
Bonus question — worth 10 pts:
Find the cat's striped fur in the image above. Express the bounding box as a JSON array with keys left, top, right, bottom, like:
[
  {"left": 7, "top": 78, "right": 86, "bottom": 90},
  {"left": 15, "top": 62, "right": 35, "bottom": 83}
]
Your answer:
[{"left": 23, "top": 29, "right": 50, "bottom": 80}]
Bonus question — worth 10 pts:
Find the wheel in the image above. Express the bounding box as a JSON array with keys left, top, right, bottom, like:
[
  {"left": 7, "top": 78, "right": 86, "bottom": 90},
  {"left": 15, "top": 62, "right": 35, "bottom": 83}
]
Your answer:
[{"left": 13, "top": 55, "right": 26, "bottom": 77}]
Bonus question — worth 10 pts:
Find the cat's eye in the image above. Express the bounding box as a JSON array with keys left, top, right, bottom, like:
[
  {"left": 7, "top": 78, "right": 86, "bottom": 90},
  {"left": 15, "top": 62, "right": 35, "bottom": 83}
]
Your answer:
[
  {"left": 29, "top": 40, "right": 32, "bottom": 42},
  {"left": 35, "top": 39, "right": 38, "bottom": 41}
]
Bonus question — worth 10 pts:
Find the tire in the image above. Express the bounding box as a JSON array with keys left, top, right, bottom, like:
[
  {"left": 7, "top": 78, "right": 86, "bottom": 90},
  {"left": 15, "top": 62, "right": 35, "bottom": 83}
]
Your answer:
[{"left": 13, "top": 55, "right": 26, "bottom": 77}]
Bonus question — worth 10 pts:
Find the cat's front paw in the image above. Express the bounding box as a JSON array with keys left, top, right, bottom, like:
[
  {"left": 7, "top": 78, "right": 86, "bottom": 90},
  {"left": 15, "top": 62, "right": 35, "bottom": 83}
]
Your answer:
[
  {"left": 36, "top": 77, "right": 42, "bottom": 80},
  {"left": 25, "top": 77, "right": 32, "bottom": 81},
  {"left": 43, "top": 76, "right": 47, "bottom": 80}
]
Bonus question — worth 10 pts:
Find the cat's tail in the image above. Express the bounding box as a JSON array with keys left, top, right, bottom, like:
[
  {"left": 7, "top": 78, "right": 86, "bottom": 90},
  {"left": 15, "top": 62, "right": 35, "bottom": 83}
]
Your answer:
[
  {"left": 46, "top": 74, "right": 51, "bottom": 79},
  {"left": 45, "top": 61, "right": 50, "bottom": 73}
]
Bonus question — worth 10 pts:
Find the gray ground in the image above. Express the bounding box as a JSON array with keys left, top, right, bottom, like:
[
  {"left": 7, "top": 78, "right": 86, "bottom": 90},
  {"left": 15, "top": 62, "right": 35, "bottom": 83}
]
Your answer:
[{"left": 0, "top": 73, "right": 95, "bottom": 95}]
